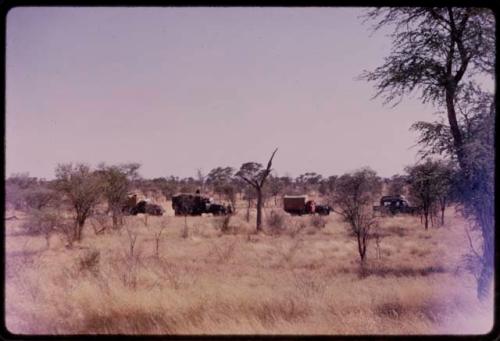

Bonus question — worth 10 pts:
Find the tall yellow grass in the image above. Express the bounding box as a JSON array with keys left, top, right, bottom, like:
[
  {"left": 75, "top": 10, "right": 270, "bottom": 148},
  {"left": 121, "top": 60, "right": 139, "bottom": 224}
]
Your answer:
[{"left": 5, "top": 203, "right": 492, "bottom": 334}]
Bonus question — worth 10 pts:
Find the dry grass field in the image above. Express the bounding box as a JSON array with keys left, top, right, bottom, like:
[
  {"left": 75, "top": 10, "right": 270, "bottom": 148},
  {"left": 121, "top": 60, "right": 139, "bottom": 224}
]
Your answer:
[{"left": 5, "top": 201, "right": 493, "bottom": 335}]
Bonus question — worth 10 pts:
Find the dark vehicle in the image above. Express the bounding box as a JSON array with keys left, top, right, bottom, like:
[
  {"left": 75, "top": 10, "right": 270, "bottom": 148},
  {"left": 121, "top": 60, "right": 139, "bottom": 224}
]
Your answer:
[
  {"left": 131, "top": 200, "right": 164, "bottom": 216},
  {"left": 122, "top": 194, "right": 164, "bottom": 216},
  {"left": 315, "top": 204, "right": 332, "bottom": 215},
  {"left": 172, "top": 194, "right": 209, "bottom": 216},
  {"left": 283, "top": 195, "right": 331, "bottom": 216},
  {"left": 171, "top": 193, "right": 232, "bottom": 216},
  {"left": 207, "top": 203, "right": 233, "bottom": 216},
  {"left": 373, "top": 195, "right": 419, "bottom": 215}
]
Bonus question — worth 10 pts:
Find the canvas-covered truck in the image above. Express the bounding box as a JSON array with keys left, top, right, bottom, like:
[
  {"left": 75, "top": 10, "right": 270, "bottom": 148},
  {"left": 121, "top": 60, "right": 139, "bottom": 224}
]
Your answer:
[
  {"left": 283, "top": 195, "right": 331, "bottom": 216},
  {"left": 373, "top": 195, "right": 419, "bottom": 215},
  {"left": 171, "top": 193, "right": 233, "bottom": 216},
  {"left": 122, "top": 193, "right": 164, "bottom": 216}
]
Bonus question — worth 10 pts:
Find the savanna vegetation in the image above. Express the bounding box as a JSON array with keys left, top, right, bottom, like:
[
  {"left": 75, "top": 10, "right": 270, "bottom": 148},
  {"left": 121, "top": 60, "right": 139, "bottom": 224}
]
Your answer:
[
  {"left": 4, "top": 158, "right": 492, "bottom": 334},
  {"left": 5, "top": 6, "right": 494, "bottom": 336}
]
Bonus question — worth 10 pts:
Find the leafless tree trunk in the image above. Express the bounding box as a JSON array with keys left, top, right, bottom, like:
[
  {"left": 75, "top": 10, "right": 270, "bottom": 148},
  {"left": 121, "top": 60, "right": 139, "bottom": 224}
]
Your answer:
[
  {"left": 246, "top": 198, "right": 252, "bottom": 222},
  {"left": 238, "top": 149, "right": 278, "bottom": 232},
  {"left": 256, "top": 190, "right": 264, "bottom": 231},
  {"left": 439, "top": 197, "right": 446, "bottom": 226},
  {"left": 423, "top": 205, "right": 429, "bottom": 230},
  {"left": 125, "top": 225, "right": 138, "bottom": 258},
  {"left": 154, "top": 222, "right": 167, "bottom": 258},
  {"left": 75, "top": 217, "right": 86, "bottom": 242}
]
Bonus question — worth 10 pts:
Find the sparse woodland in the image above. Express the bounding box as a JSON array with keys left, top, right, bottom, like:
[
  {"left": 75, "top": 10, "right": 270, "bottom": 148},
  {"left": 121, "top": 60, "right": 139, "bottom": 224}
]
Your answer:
[
  {"left": 5, "top": 6, "right": 494, "bottom": 336},
  {"left": 4, "top": 157, "right": 492, "bottom": 334}
]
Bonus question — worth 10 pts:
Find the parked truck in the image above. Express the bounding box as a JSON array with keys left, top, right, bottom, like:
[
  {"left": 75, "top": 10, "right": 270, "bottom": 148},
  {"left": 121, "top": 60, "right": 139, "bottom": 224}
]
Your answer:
[
  {"left": 373, "top": 195, "right": 419, "bottom": 215},
  {"left": 171, "top": 193, "right": 232, "bottom": 216},
  {"left": 122, "top": 193, "right": 165, "bottom": 216},
  {"left": 283, "top": 195, "right": 331, "bottom": 216}
]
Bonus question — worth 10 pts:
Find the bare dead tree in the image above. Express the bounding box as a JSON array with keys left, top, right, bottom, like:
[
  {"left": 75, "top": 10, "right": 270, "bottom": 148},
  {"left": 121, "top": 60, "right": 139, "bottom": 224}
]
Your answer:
[
  {"left": 125, "top": 224, "right": 139, "bottom": 258},
  {"left": 236, "top": 148, "right": 278, "bottom": 232},
  {"left": 154, "top": 220, "right": 167, "bottom": 258}
]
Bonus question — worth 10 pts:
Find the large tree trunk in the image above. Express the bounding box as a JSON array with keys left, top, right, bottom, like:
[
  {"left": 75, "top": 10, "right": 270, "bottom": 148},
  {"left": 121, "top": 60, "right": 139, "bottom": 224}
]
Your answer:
[
  {"left": 256, "top": 190, "right": 263, "bottom": 232},
  {"left": 423, "top": 205, "right": 429, "bottom": 229},
  {"left": 446, "top": 87, "right": 465, "bottom": 168},
  {"left": 477, "top": 205, "right": 494, "bottom": 300},
  {"left": 112, "top": 214, "right": 118, "bottom": 229},
  {"left": 478, "top": 253, "right": 493, "bottom": 301},
  {"left": 246, "top": 198, "right": 251, "bottom": 222},
  {"left": 111, "top": 205, "right": 122, "bottom": 229},
  {"left": 74, "top": 220, "right": 85, "bottom": 242},
  {"left": 357, "top": 231, "right": 367, "bottom": 262},
  {"left": 447, "top": 85, "right": 493, "bottom": 299}
]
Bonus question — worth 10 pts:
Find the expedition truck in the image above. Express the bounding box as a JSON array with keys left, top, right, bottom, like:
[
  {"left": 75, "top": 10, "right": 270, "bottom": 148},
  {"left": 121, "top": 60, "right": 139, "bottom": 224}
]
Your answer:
[{"left": 283, "top": 195, "right": 331, "bottom": 216}]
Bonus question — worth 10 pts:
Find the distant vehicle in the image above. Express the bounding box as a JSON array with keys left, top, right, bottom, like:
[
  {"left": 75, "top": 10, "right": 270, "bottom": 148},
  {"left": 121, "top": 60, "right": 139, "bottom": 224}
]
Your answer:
[
  {"left": 122, "top": 193, "right": 164, "bottom": 216},
  {"left": 171, "top": 193, "right": 232, "bottom": 216},
  {"left": 131, "top": 200, "right": 164, "bottom": 216},
  {"left": 283, "top": 195, "right": 331, "bottom": 216},
  {"left": 373, "top": 195, "right": 419, "bottom": 215}
]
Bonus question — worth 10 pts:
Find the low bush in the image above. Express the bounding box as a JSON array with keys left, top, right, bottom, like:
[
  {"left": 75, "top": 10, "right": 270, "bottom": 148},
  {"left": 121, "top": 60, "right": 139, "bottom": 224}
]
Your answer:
[
  {"left": 78, "top": 249, "right": 100, "bottom": 275},
  {"left": 310, "top": 215, "right": 327, "bottom": 229},
  {"left": 21, "top": 209, "right": 69, "bottom": 248},
  {"left": 266, "top": 210, "right": 287, "bottom": 234},
  {"left": 213, "top": 215, "right": 233, "bottom": 234}
]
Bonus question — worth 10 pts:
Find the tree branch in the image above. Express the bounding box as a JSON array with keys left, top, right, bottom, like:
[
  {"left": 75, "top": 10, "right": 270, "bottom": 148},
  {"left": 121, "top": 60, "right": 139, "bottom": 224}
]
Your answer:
[
  {"left": 464, "top": 225, "right": 482, "bottom": 260},
  {"left": 259, "top": 148, "right": 278, "bottom": 187},
  {"left": 429, "top": 8, "right": 449, "bottom": 24},
  {"left": 239, "top": 175, "right": 258, "bottom": 189}
]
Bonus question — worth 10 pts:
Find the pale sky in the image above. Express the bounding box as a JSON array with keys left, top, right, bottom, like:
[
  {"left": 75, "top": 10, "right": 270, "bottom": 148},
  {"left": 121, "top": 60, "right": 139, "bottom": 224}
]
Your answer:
[{"left": 6, "top": 7, "right": 475, "bottom": 179}]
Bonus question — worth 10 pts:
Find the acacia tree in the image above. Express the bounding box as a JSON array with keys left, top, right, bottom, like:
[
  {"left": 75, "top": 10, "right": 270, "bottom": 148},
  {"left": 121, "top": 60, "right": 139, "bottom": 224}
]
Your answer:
[
  {"left": 267, "top": 175, "right": 286, "bottom": 206},
  {"left": 236, "top": 148, "right": 278, "bottom": 232},
  {"left": 434, "top": 161, "right": 455, "bottom": 226},
  {"left": 222, "top": 183, "right": 238, "bottom": 212},
  {"left": 152, "top": 176, "right": 178, "bottom": 200},
  {"left": 178, "top": 177, "right": 198, "bottom": 194},
  {"left": 361, "top": 7, "right": 494, "bottom": 299},
  {"left": 295, "top": 172, "right": 323, "bottom": 193},
  {"left": 405, "top": 159, "right": 452, "bottom": 229},
  {"left": 207, "top": 166, "right": 234, "bottom": 200},
  {"left": 97, "top": 163, "right": 140, "bottom": 229},
  {"left": 22, "top": 183, "right": 57, "bottom": 211},
  {"left": 54, "top": 163, "right": 103, "bottom": 242},
  {"left": 242, "top": 185, "right": 256, "bottom": 222},
  {"left": 332, "top": 168, "right": 382, "bottom": 263},
  {"left": 387, "top": 174, "right": 408, "bottom": 196},
  {"left": 5, "top": 173, "right": 40, "bottom": 210},
  {"left": 319, "top": 175, "right": 337, "bottom": 197}
]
